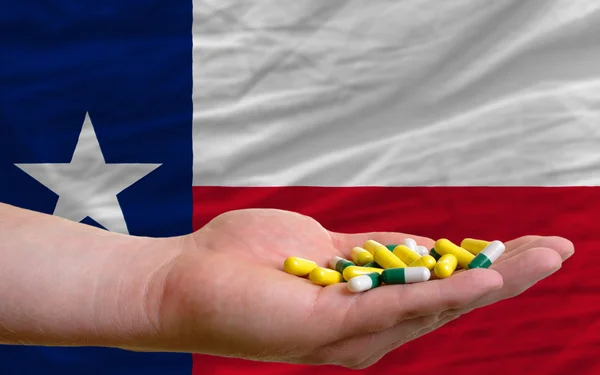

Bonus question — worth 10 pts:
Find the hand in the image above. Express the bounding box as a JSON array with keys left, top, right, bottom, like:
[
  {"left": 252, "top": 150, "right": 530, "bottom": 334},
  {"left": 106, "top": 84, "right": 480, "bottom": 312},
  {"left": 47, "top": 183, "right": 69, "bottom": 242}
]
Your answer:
[{"left": 150, "top": 209, "right": 574, "bottom": 369}]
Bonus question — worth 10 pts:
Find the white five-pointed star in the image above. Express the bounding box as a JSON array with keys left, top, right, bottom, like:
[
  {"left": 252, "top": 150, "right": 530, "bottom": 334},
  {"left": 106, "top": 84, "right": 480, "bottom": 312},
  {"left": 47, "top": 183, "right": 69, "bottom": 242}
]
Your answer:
[{"left": 15, "top": 112, "right": 161, "bottom": 234}]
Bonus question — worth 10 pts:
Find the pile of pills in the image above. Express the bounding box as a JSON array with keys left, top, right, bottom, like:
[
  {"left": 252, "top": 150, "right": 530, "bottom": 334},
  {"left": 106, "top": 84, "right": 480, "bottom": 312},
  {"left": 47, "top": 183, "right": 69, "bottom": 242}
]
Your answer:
[{"left": 283, "top": 238, "right": 505, "bottom": 293}]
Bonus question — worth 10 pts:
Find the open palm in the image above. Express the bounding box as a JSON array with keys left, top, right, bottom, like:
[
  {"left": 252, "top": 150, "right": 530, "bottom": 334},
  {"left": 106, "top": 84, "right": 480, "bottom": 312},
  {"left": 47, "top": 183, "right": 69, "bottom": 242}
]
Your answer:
[{"left": 156, "top": 209, "right": 574, "bottom": 369}]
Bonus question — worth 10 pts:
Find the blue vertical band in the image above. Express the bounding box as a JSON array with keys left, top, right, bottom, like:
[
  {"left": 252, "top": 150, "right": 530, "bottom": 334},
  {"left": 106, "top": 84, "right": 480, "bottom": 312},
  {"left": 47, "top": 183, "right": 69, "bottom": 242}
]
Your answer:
[{"left": 0, "top": 0, "right": 193, "bottom": 374}]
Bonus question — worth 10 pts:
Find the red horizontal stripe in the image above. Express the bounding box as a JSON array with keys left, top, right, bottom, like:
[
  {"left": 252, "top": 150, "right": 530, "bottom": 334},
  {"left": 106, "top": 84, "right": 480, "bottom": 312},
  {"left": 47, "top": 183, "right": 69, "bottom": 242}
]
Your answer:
[{"left": 192, "top": 186, "right": 600, "bottom": 375}]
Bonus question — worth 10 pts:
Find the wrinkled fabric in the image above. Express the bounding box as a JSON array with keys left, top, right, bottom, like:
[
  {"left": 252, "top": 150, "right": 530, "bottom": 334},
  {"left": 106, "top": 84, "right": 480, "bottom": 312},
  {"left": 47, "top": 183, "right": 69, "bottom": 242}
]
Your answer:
[{"left": 192, "top": 0, "right": 600, "bottom": 186}]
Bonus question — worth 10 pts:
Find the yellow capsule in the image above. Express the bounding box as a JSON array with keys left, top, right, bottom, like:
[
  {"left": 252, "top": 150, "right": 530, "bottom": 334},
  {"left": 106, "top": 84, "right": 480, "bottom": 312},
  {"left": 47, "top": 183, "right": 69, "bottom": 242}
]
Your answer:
[
  {"left": 343, "top": 266, "right": 384, "bottom": 281},
  {"left": 392, "top": 245, "right": 421, "bottom": 265},
  {"left": 309, "top": 267, "right": 343, "bottom": 286},
  {"left": 434, "top": 238, "right": 475, "bottom": 269},
  {"left": 434, "top": 254, "right": 458, "bottom": 279},
  {"left": 374, "top": 248, "right": 407, "bottom": 269},
  {"left": 363, "top": 240, "right": 385, "bottom": 255},
  {"left": 350, "top": 247, "right": 373, "bottom": 266},
  {"left": 283, "top": 256, "right": 318, "bottom": 276},
  {"left": 461, "top": 238, "right": 491, "bottom": 255},
  {"left": 408, "top": 255, "right": 437, "bottom": 271}
]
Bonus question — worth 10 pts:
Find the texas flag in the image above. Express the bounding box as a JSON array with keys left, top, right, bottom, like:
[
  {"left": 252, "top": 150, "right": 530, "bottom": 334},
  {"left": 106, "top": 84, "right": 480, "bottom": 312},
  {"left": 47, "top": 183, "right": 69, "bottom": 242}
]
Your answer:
[{"left": 1, "top": 0, "right": 599, "bottom": 375}]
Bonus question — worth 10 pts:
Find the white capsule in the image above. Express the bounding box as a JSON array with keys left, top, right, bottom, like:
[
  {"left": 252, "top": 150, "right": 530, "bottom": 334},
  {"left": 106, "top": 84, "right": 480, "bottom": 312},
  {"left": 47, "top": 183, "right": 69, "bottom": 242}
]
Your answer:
[
  {"left": 402, "top": 238, "right": 417, "bottom": 251},
  {"left": 482, "top": 240, "right": 506, "bottom": 262},
  {"left": 348, "top": 275, "right": 375, "bottom": 292},
  {"left": 416, "top": 245, "right": 429, "bottom": 256},
  {"left": 405, "top": 267, "right": 431, "bottom": 283}
]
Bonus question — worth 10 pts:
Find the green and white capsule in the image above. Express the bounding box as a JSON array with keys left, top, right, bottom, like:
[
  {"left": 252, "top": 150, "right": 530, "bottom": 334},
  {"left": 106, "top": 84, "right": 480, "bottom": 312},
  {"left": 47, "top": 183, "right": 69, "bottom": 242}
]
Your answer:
[
  {"left": 467, "top": 240, "right": 505, "bottom": 269},
  {"left": 347, "top": 272, "right": 381, "bottom": 292},
  {"left": 363, "top": 260, "right": 381, "bottom": 268},
  {"left": 429, "top": 247, "right": 442, "bottom": 260},
  {"left": 396, "top": 239, "right": 424, "bottom": 260},
  {"left": 416, "top": 245, "right": 429, "bottom": 256},
  {"left": 402, "top": 238, "right": 417, "bottom": 251},
  {"left": 381, "top": 267, "right": 431, "bottom": 284},
  {"left": 330, "top": 256, "right": 355, "bottom": 273}
]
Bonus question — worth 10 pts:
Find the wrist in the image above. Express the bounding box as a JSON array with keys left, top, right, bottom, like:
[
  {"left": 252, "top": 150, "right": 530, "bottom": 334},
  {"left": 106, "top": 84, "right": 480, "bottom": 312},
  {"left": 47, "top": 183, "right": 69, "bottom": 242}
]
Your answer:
[
  {"left": 138, "top": 231, "right": 222, "bottom": 354},
  {"left": 88, "top": 234, "right": 186, "bottom": 350},
  {"left": 0, "top": 203, "right": 185, "bottom": 349}
]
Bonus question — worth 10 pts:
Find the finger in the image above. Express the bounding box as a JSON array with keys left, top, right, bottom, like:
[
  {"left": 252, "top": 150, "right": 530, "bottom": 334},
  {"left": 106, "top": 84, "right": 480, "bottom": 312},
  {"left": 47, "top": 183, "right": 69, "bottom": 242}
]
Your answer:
[
  {"left": 313, "top": 312, "right": 445, "bottom": 368},
  {"left": 353, "top": 312, "right": 462, "bottom": 369},
  {"left": 503, "top": 235, "right": 541, "bottom": 252},
  {"left": 329, "top": 231, "right": 434, "bottom": 255},
  {"left": 337, "top": 268, "right": 502, "bottom": 337},
  {"left": 500, "top": 236, "right": 574, "bottom": 263},
  {"left": 457, "top": 247, "right": 563, "bottom": 312}
]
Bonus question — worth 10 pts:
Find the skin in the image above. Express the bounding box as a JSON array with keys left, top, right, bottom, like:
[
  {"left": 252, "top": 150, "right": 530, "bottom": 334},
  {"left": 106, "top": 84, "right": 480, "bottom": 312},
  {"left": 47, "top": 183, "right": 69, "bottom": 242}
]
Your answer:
[{"left": 0, "top": 204, "right": 574, "bottom": 369}]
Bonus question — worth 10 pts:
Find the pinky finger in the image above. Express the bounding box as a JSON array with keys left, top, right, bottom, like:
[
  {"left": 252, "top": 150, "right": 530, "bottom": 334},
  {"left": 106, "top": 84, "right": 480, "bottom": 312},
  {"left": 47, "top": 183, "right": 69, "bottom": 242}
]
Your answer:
[
  {"left": 314, "top": 309, "right": 463, "bottom": 370},
  {"left": 354, "top": 312, "right": 462, "bottom": 369}
]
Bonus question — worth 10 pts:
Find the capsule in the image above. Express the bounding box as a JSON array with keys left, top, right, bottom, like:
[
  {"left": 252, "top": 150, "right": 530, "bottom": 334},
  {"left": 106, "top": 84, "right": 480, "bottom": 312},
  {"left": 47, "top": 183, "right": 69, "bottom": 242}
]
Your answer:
[
  {"left": 402, "top": 238, "right": 418, "bottom": 251},
  {"left": 283, "top": 257, "right": 318, "bottom": 276},
  {"left": 416, "top": 245, "right": 430, "bottom": 256},
  {"left": 309, "top": 267, "right": 343, "bottom": 286},
  {"left": 408, "top": 255, "right": 437, "bottom": 271},
  {"left": 429, "top": 247, "right": 442, "bottom": 260},
  {"left": 385, "top": 244, "right": 398, "bottom": 251},
  {"left": 434, "top": 254, "right": 458, "bottom": 278},
  {"left": 392, "top": 245, "right": 421, "bottom": 265},
  {"left": 343, "top": 266, "right": 384, "bottom": 281},
  {"left": 363, "top": 240, "right": 386, "bottom": 255},
  {"left": 363, "top": 261, "right": 381, "bottom": 268},
  {"left": 467, "top": 240, "right": 506, "bottom": 269},
  {"left": 329, "top": 256, "right": 355, "bottom": 273},
  {"left": 381, "top": 267, "right": 430, "bottom": 284},
  {"left": 347, "top": 272, "right": 381, "bottom": 292},
  {"left": 461, "top": 238, "right": 491, "bottom": 255},
  {"left": 350, "top": 247, "right": 373, "bottom": 266},
  {"left": 374, "top": 247, "right": 407, "bottom": 269},
  {"left": 434, "top": 239, "right": 474, "bottom": 269}
]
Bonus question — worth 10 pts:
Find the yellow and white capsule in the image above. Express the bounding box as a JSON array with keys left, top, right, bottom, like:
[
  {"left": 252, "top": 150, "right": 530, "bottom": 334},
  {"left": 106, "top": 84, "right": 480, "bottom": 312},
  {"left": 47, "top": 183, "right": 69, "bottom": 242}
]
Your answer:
[
  {"left": 283, "top": 257, "right": 318, "bottom": 276},
  {"left": 374, "top": 247, "right": 407, "bottom": 269},
  {"left": 461, "top": 238, "right": 491, "bottom": 255},
  {"left": 363, "top": 240, "right": 386, "bottom": 255},
  {"left": 309, "top": 267, "right": 343, "bottom": 286},
  {"left": 350, "top": 247, "right": 373, "bottom": 266},
  {"left": 434, "top": 239, "right": 475, "bottom": 269},
  {"left": 392, "top": 245, "right": 421, "bottom": 265},
  {"left": 434, "top": 254, "right": 458, "bottom": 279},
  {"left": 343, "top": 266, "right": 384, "bottom": 281},
  {"left": 408, "top": 255, "right": 437, "bottom": 271}
]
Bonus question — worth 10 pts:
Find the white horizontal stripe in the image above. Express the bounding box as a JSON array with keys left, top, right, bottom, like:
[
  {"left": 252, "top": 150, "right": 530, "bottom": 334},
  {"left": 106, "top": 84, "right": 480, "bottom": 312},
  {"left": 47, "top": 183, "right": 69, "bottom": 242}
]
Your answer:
[{"left": 192, "top": 0, "right": 600, "bottom": 186}]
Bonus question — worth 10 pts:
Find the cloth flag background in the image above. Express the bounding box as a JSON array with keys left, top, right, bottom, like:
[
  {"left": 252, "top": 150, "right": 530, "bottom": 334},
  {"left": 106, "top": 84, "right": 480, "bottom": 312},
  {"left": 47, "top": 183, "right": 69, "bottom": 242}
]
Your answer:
[{"left": 1, "top": 0, "right": 600, "bottom": 374}]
